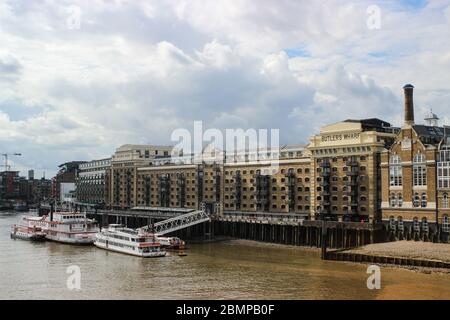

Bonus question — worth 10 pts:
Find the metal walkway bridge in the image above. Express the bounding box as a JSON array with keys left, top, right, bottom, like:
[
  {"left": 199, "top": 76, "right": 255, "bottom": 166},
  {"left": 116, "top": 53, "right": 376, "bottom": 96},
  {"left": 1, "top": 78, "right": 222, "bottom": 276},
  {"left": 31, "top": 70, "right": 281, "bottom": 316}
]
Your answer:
[{"left": 142, "top": 209, "right": 210, "bottom": 235}]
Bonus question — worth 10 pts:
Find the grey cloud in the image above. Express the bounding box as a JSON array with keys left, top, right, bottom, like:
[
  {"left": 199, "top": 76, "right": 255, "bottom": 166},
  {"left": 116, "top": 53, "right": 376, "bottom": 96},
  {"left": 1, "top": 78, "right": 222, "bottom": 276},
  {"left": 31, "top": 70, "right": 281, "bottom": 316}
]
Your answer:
[{"left": 1, "top": 0, "right": 450, "bottom": 177}]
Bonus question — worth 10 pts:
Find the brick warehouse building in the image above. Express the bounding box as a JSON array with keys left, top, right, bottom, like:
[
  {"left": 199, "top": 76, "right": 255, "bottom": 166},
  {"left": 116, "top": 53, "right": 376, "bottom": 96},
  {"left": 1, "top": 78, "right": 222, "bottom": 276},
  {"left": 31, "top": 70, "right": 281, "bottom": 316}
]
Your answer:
[
  {"left": 131, "top": 120, "right": 399, "bottom": 226},
  {"left": 72, "top": 84, "right": 449, "bottom": 243},
  {"left": 135, "top": 145, "right": 314, "bottom": 217},
  {"left": 109, "top": 144, "right": 178, "bottom": 209},
  {"left": 381, "top": 84, "right": 450, "bottom": 242}
]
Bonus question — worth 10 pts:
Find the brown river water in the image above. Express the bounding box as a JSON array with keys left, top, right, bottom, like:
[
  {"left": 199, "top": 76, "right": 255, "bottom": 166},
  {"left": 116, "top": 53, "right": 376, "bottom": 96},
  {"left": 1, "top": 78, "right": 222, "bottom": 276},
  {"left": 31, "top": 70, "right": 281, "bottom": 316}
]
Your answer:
[{"left": 1, "top": 212, "right": 449, "bottom": 300}]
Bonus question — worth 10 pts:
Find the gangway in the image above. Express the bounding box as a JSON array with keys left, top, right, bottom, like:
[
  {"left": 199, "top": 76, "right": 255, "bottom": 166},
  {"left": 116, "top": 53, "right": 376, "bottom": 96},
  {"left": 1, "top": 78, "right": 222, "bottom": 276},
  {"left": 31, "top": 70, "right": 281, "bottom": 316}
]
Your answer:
[{"left": 142, "top": 209, "right": 210, "bottom": 235}]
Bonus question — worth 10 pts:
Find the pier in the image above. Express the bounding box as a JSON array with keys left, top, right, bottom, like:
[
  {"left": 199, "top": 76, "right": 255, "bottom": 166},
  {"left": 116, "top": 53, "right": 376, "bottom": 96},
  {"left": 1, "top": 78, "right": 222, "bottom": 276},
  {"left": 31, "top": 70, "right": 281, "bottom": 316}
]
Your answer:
[
  {"left": 211, "top": 216, "right": 377, "bottom": 249},
  {"left": 39, "top": 204, "right": 379, "bottom": 248}
]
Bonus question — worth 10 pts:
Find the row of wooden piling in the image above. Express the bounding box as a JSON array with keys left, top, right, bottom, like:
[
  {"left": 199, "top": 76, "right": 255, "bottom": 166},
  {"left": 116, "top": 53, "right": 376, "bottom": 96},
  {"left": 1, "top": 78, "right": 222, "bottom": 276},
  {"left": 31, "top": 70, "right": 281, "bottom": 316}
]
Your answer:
[
  {"left": 211, "top": 220, "right": 373, "bottom": 249},
  {"left": 325, "top": 251, "right": 450, "bottom": 269}
]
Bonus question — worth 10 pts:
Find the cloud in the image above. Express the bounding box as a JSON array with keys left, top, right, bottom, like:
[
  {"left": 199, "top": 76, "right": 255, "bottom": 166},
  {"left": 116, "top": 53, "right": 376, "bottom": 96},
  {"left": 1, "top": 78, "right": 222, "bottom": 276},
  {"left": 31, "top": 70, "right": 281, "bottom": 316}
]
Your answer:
[
  {"left": 1, "top": 0, "right": 450, "bottom": 177},
  {"left": 0, "top": 53, "right": 21, "bottom": 74}
]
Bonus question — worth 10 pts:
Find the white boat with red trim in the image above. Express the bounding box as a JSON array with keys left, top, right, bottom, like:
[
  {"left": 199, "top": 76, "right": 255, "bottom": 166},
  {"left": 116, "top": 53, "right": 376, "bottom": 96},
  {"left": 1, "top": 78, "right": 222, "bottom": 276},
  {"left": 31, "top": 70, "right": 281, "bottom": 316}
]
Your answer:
[
  {"left": 94, "top": 224, "right": 166, "bottom": 258},
  {"left": 44, "top": 211, "right": 99, "bottom": 245},
  {"left": 10, "top": 215, "right": 46, "bottom": 241},
  {"left": 155, "top": 235, "right": 186, "bottom": 250}
]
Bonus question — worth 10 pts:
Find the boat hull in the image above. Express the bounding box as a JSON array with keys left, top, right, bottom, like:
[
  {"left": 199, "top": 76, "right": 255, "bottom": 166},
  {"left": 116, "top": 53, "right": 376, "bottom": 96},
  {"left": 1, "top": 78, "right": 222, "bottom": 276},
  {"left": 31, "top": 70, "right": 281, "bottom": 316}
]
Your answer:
[
  {"left": 94, "top": 241, "right": 166, "bottom": 258},
  {"left": 45, "top": 235, "right": 95, "bottom": 245},
  {"left": 10, "top": 232, "right": 46, "bottom": 242}
]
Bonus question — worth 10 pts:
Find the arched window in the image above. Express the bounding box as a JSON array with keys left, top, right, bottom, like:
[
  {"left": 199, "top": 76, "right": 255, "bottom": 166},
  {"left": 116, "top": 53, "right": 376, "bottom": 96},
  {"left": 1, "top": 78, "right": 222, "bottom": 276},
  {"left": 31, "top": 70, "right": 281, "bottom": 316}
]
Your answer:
[
  {"left": 421, "top": 193, "right": 427, "bottom": 208},
  {"left": 397, "top": 194, "right": 403, "bottom": 207},
  {"left": 413, "top": 192, "right": 420, "bottom": 208},
  {"left": 442, "top": 215, "right": 449, "bottom": 233},
  {"left": 414, "top": 153, "right": 426, "bottom": 163},
  {"left": 421, "top": 218, "right": 429, "bottom": 233},
  {"left": 442, "top": 193, "right": 449, "bottom": 209},
  {"left": 413, "top": 217, "right": 420, "bottom": 232},
  {"left": 389, "top": 216, "right": 396, "bottom": 230},
  {"left": 390, "top": 155, "right": 402, "bottom": 186},
  {"left": 397, "top": 216, "right": 404, "bottom": 231},
  {"left": 413, "top": 153, "right": 427, "bottom": 186},
  {"left": 390, "top": 193, "right": 397, "bottom": 207}
]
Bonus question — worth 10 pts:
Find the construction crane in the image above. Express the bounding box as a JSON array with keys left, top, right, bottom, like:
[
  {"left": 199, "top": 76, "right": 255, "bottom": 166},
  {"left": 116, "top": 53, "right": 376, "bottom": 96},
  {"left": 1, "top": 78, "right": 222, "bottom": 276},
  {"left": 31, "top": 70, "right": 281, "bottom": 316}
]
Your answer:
[{"left": 1, "top": 153, "right": 22, "bottom": 172}]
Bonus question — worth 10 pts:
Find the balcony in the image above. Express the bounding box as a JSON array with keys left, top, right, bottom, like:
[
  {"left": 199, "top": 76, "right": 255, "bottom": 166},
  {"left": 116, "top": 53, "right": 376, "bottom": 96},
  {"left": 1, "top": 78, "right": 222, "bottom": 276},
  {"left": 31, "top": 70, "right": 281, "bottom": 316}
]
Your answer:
[
  {"left": 320, "top": 171, "right": 330, "bottom": 178},
  {"left": 345, "top": 181, "right": 358, "bottom": 187},
  {"left": 319, "top": 162, "right": 331, "bottom": 168},
  {"left": 346, "top": 171, "right": 358, "bottom": 177},
  {"left": 346, "top": 160, "right": 359, "bottom": 167},
  {"left": 319, "top": 180, "right": 329, "bottom": 187}
]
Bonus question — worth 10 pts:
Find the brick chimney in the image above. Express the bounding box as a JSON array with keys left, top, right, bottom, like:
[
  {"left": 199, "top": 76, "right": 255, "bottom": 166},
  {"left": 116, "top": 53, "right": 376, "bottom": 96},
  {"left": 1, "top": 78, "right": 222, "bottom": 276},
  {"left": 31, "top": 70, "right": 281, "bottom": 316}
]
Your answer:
[{"left": 403, "top": 84, "right": 415, "bottom": 126}]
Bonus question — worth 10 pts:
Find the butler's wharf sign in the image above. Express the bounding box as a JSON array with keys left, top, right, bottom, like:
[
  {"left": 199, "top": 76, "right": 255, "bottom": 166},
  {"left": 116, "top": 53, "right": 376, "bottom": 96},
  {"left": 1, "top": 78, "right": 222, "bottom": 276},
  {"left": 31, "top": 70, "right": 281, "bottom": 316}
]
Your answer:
[{"left": 321, "top": 132, "right": 361, "bottom": 143}]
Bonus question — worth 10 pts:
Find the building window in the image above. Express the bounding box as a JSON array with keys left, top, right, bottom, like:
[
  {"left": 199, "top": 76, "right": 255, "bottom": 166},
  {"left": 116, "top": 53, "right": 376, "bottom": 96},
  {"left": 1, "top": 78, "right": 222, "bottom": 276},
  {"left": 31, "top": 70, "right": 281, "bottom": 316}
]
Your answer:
[
  {"left": 442, "top": 215, "right": 449, "bottom": 233},
  {"left": 438, "top": 148, "right": 450, "bottom": 188},
  {"left": 413, "top": 192, "right": 420, "bottom": 208},
  {"left": 389, "top": 155, "right": 402, "bottom": 186},
  {"left": 413, "top": 153, "right": 427, "bottom": 186},
  {"left": 443, "top": 193, "right": 449, "bottom": 209},
  {"left": 397, "top": 216, "right": 404, "bottom": 231},
  {"left": 389, "top": 216, "right": 395, "bottom": 230},
  {"left": 413, "top": 218, "right": 420, "bottom": 232},
  {"left": 390, "top": 193, "right": 397, "bottom": 207},
  {"left": 421, "top": 218, "right": 429, "bottom": 233},
  {"left": 421, "top": 193, "right": 427, "bottom": 208},
  {"left": 397, "top": 194, "right": 403, "bottom": 207}
]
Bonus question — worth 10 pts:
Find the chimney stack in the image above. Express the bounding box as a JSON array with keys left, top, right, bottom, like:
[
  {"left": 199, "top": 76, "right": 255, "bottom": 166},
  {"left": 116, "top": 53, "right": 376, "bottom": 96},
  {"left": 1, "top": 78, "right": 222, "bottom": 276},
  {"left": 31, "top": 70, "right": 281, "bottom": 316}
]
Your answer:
[{"left": 403, "top": 84, "right": 415, "bottom": 126}]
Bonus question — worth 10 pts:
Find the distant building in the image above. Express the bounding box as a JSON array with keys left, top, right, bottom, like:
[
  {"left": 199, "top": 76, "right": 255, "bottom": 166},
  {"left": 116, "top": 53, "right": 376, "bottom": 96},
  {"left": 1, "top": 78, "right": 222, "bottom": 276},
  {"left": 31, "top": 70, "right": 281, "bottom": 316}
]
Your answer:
[
  {"left": 52, "top": 161, "right": 87, "bottom": 204},
  {"left": 60, "top": 182, "right": 76, "bottom": 203},
  {"left": 75, "top": 158, "right": 111, "bottom": 207},
  {"left": 0, "top": 171, "right": 20, "bottom": 201},
  {"left": 32, "top": 178, "right": 52, "bottom": 203}
]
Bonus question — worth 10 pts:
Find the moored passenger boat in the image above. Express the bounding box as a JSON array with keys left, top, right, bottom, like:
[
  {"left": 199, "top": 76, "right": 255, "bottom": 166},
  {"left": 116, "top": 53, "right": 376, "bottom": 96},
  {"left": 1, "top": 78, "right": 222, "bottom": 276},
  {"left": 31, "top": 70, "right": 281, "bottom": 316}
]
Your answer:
[
  {"left": 94, "top": 224, "right": 166, "bottom": 258},
  {"left": 44, "top": 211, "right": 99, "bottom": 245},
  {"left": 10, "top": 216, "right": 46, "bottom": 241},
  {"left": 155, "top": 235, "right": 186, "bottom": 250}
]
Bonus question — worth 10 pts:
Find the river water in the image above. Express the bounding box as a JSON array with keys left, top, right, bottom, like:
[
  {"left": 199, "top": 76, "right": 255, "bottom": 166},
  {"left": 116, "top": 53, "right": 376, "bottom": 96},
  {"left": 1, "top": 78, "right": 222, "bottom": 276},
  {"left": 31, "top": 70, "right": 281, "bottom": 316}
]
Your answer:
[{"left": 1, "top": 212, "right": 449, "bottom": 300}]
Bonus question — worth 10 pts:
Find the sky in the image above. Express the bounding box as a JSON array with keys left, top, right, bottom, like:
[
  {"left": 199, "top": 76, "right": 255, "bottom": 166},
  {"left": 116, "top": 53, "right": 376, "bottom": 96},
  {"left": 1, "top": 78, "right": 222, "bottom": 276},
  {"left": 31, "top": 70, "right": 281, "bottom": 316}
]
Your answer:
[{"left": 1, "top": 0, "right": 450, "bottom": 177}]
